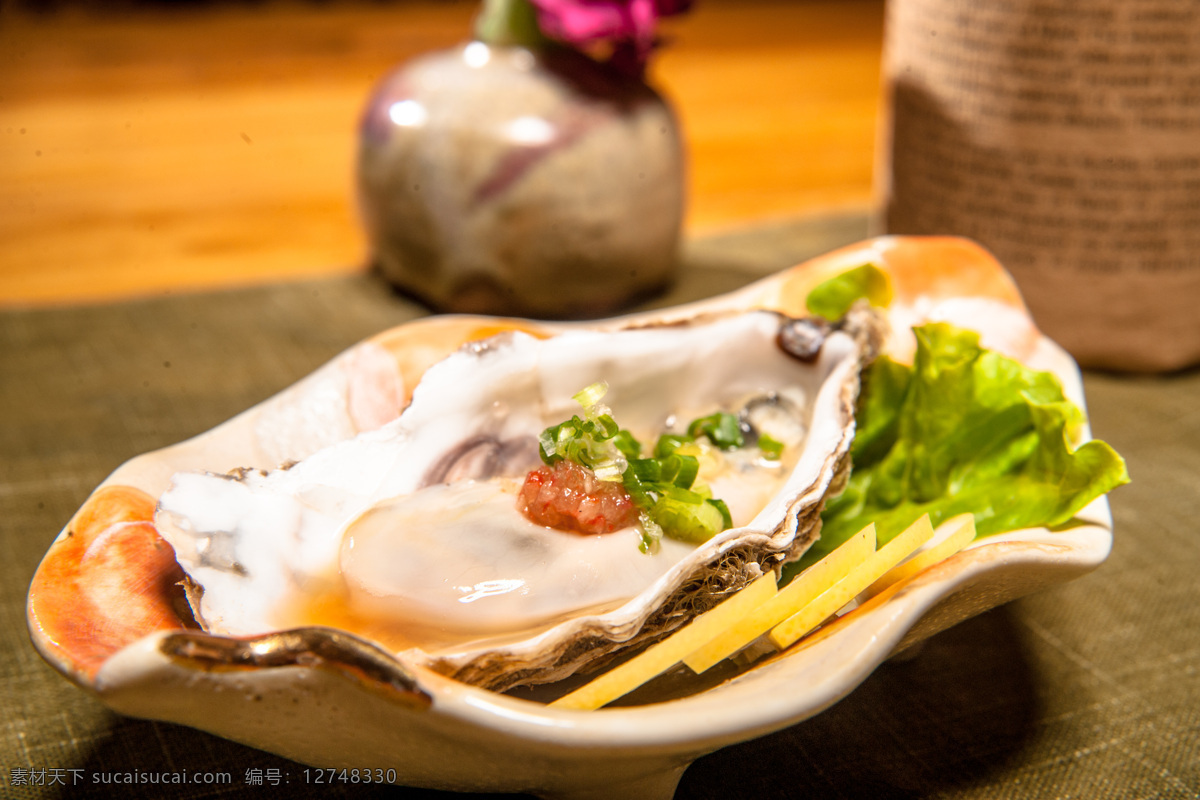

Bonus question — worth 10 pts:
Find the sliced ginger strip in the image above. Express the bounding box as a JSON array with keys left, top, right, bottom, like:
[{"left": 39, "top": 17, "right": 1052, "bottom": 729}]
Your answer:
[
  {"left": 551, "top": 512, "right": 979, "bottom": 710},
  {"left": 549, "top": 572, "right": 778, "bottom": 711},
  {"left": 865, "top": 513, "right": 976, "bottom": 598},
  {"left": 682, "top": 523, "right": 876, "bottom": 674},
  {"left": 769, "top": 514, "right": 935, "bottom": 650}
]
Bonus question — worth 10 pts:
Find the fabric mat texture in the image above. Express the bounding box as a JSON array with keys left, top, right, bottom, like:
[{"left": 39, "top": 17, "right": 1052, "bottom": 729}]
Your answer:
[{"left": 2, "top": 215, "right": 1197, "bottom": 799}]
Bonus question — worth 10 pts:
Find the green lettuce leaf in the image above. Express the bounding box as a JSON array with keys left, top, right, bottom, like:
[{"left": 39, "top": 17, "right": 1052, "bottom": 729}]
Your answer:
[
  {"left": 805, "top": 263, "right": 893, "bottom": 319},
  {"left": 795, "top": 322, "right": 1129, "bottom": 571}
]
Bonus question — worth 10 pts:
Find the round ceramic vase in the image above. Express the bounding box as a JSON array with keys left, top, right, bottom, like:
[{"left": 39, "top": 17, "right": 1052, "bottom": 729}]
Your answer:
[{"left": 357, "top": 42, "right": 686, "bottom": 318}]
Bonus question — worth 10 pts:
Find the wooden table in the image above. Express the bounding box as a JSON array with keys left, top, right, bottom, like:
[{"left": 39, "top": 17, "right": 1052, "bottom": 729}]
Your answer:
[{"left": 0, "top": 0, "right": 884, "bottom": 307}]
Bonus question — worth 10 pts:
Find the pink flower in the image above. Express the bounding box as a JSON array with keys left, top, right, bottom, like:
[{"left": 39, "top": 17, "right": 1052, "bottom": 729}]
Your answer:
[{"left": 528, "top": 0, "right": 693, "bottom": 74}]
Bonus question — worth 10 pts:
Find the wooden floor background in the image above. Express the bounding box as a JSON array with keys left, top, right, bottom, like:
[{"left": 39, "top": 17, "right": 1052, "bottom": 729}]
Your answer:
[{"left": 0, "top": 0, "right": 885, "bottom": 306}]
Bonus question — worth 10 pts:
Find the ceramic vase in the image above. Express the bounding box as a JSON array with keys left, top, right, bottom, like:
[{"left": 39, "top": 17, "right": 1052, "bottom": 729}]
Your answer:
[{"left": 356, "top": 41, "right": 685, "bottom": 318}]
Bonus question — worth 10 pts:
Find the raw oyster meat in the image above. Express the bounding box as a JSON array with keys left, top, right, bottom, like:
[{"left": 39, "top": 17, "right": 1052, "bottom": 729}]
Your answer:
[{"left": 155, "top": 309, "right": 877, "bottom": 691}]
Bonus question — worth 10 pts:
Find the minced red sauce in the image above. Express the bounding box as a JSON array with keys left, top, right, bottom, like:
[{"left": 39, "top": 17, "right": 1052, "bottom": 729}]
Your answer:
[{"left": 518, "top": 460, "right": 640, "bottom": 535}]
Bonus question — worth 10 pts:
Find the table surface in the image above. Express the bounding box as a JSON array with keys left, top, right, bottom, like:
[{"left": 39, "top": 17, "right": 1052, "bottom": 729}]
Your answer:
[
  {"left": 0, "top": 0, "right": 883, "bottom": 307},
  {"left": 2, "top": 2, "right": 1198, "bottom": 798}
]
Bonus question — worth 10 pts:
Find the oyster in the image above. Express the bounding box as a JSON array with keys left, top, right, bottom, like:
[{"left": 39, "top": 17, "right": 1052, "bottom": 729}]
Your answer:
[{"left": 154, "top": 309, "right": 878, "bottom": 691}]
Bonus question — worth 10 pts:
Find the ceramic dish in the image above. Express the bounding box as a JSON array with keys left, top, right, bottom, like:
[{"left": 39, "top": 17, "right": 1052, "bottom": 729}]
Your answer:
[{"left": 28, "top": 237, "right": 1113, "bottom": 800}]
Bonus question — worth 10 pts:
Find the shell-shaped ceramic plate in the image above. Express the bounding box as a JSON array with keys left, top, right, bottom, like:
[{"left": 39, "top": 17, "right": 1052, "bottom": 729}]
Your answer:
[{"left": 27, "top": 237, "right": 1112, "bottom": 800}]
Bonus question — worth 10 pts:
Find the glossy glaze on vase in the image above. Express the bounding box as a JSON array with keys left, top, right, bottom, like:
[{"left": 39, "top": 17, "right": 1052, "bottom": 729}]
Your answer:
[{"left": 357, "top": 42, "right": 685, "bottom": 318}]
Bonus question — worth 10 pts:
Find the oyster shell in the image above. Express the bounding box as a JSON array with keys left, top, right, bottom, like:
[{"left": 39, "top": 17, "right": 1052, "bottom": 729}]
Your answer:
[{"left": 154, "top": 308, "right": 879, "bottom": 691}]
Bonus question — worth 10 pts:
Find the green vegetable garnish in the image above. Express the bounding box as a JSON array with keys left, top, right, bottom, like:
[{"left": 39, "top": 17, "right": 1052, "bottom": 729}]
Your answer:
[
  {"left": 653, "top": 433, "right": 692, "bottom": 459},
  {"left": 623, "top": 438, "right": 721, "bottom": 545},
  {"left": 687, "top": 412, "right": 745, "bottom": 450},
  {"left": 790, "top": 322, "right": 1129, "bottom": 575},
  {"left": 538, "top": 414, "right": 620, "bottom": 472},
  {"left": 572, "top": 381, "right": 609, "bottom": 408},
  {"left": 612, "top": 429, "right": 642, "bottom": 460},
  {"left": 706, "top": 497, "right": 734, "bottom": 528},
  {"left": 757, "top": 433, "right": 785, "bottom": 461},
  {"left": 536, "top": 383, "right": 782, "bottom": 547},
  {"left": 627, "top": 451, "right": 699, "bottom": 490},
  {"left": 805, "top": 263, "right": 893, "bottom": 320},
  {"left": 649, "top": 492, "right": 728, "bottom": 544}
]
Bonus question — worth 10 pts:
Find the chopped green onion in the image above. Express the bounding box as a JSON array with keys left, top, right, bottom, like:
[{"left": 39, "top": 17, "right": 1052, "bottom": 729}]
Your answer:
[
  {"left": 687, "top": 412, "right": 745, "bottom": 450},
  {"left": 657, "top": 454, "right": 682, "bottom": 486},
  {"left": 637, "top": 512, "right": 663, "bottom": 554},
  {"left": 706, "top": 497, "right": 734, "bottom": 529},
  {"left": 672, "top": 455, "right": 699, "bottom": 489},
  {"left": 661, "top": 485, "right": 706, "bottom": 504},
  {"left": 613, "top": 429, "right": 642, "bottom": 460},
  {"left": 538, "top": 429, "right": 559, "bottom": 462},
  {"left": 653, "top": 433, "right": 693, "bottom": 458},
  {"left": 648, "top": 494, "right": 727, "bottom": 544},
  {"left": 757, "top": 433, "right": 784, "bottom": 461},
  {"left": 593, "top": 413, "right": 619, "bottom": 439},
  {"left": 592, "top": 462, "right": 625, "bottom": 482},
  {"left": 621, "top": 467, "right": 656, "bottom": 510},
  {"left": 628, "top": 457, "right": 660, "bottom": 483},
  {"left": 573, "top": 381, "right": 610, "bottom": 409},
  {"left": 536, "top": 386, "right": 755, "bottom": 546}
]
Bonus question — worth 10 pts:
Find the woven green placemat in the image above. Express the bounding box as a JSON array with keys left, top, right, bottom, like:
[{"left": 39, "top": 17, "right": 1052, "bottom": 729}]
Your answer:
[{"left": 3, "top": 213, "right": 1197, "bottom": 799}]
